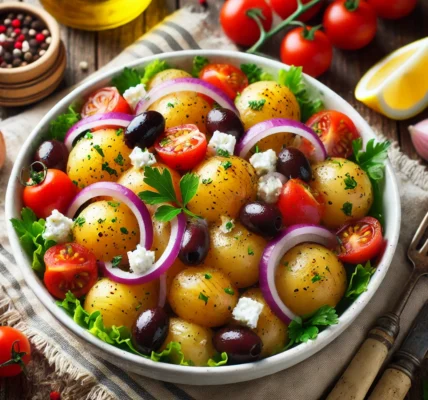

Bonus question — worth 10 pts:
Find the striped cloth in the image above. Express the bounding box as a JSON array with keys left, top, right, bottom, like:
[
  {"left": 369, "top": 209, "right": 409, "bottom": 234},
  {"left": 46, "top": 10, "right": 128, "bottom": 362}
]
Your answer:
[{"left": 1, "top": 6, "right": 428, "bottom": 400}]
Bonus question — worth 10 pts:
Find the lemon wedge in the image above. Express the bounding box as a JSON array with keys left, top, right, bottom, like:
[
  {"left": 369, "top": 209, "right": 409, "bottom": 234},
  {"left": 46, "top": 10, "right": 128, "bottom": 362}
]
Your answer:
[{"left": 355, "top": 38, "right": 428, "bottom": 120}]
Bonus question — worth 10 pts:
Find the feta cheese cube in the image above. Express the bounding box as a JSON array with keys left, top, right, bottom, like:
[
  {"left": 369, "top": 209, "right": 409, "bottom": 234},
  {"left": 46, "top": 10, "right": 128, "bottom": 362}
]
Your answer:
[
  {"left": 208, "top": 131, "right": 237, "bottom": 155},
  {"left": 257, "top": 175, "right": 283, "bottom": 204},
  {"left": 232, "top": 297, "right": 264, "bottom": 329},
  {"left": 128, "top": 245, "right": 155, "bottom": 274},
  {"left": 129, "top": 147, "right": 156, "bottom": 169},
  {"left": 123, "top": 83, "right": 146, "bottom": 110},
  {"left": 219, "top": 216, "right": 234, "bottom": 234},
  {"left": 42, "top": 210, "right": 74, "bottom": 243},
  {"left": 249, "top": 149, "right": 277, "bottom": 176}
]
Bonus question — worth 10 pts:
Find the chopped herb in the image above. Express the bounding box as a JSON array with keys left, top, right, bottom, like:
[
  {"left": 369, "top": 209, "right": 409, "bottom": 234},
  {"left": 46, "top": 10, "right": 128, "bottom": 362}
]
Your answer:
[
  {"left": 102, "top": 162, "right": 118, "bottom": 176},
  {"left": 93, "top": 145, "right": 104, "bottom": 157},
  {"left": 225, "top": 221, "right": 234, "bottom": 231},
  {"left": 120, "top": 227, "right": 128, "bottom": 234},
  {"left": 167, "top": 102, "right": 175, "bottom": 108},
  {"left": 108, "top": 201, "right": 120, "bottom": 208},
  {"left": 192, "top": 56, "right": 209, "bottom": 77},
  {"left": 325, "top": 266, "right": 331, "bottom": 272},
  {"left": 311, "top": 273, "right": 322, "bottom": 283},
  {"left": 141, "top": 60, "right": 171, "bottom": 85},
  {"left": 159, "top": 137, "right": 172, "bottom": 147},
  {"left": 216, "top": 148, "right": 230, "bottom": 157},
  {"left": 221, "top": 160, "right": 232, "bottom": 170},
  {"left": 254, "top": 145, "right": 260, "bottom": 153},
  {"left": 116, "top": 128, "right": 123, "bottom": 136},
  {"left": 344, "top": 173, "right": 357, "bottom": 190},
  {"left": 331, "top": 159, "right": 343, "bottom": 167},
  {"left": 204, "top": 273, "right": 212, "bottom": 280},
  {"left": 111, "top": 67, "right": 142, "bottom": 94},
  {"left": 48, "top": 106, "right": 80, "bottom": 141},
  {"left": 240, "top": 63, "right": 274, "bottom": 84},
  {"left": 84, "top": 132, "right": 93, "bottom": 139},
  {"left": 135, "top": 304, "right": 142, "bottom": 311},
  {"left": 74, "top": 217, "right": 85, "bottom": 227},
  {"left": 248, "top": 99, "right": 266, "bottom": 111},
  {"left": 111, "top": 217, "right": 117, "bottom": 223},
  {"left": 114, "top": 153, "right": 124, "bottom": 166},
  {"left": 198, "top": 292, "right": 209, "bottom": 305},
  {"left": 72, "top": 180, "right": 78, "bottom": 187},
  {"left": 98, "top": 218, "right": 106, "bottom": 224},
  {"left": 234, "top": 236, "right": 240, "bottom": 240},
  {"left": 87, "top": 155, "right": 91, "bottom": 160},
  {"left": 224, "top": 288, "right": 235, "bottom": 295},
  {"left": 111, "top": 255, "right": 122, "bottom": 268},
  {"left": 248, "top": 247, "right": 254, "bottom": 256},
  {"left": 341, "top": 202, "right": 353, "bottom": 216},
  {"left": 202, "top": 178, "right": 213, "bottom": 185}
]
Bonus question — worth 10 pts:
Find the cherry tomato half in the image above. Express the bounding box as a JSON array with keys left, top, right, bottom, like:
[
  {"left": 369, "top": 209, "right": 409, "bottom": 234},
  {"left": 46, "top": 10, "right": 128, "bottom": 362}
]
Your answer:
[
  {"left": 44, "top": 243, "right": 98, "bottom": 299},
  {"left": 200, "top": 64, "right": 249, "bottom": 100},
  {"left": 23, "top": 169, "right": 77, "bottom": 219},
  {"left": 280, "top": 26, "right": 333, "bottom": 78},
  {"left": 367, "top": 0, "right": 417, "bottom": 20},
  {"left": 154, "top": 125, "right": 207, "bottom": 171},
  {"left": 81, "top": 87, "right": 131, "bottom": 118},
  {"left": 323, "top": 0, "right": 377, "bottom": 50},
  {"left": 336, "top": 217, "right": 383, "bottom": 264},
  {"left": 278, "top": 178, "right": 324, "bottom": 226},
  {"left": 0, "top": 327, "right": 31, "bottom": 377},
  {"left": 270, "top": 0, "right": 324, "bottom": 22},
  {"left": 306, "top": 110, "right": 360, "bottom": 158},
  {"left": 220, "top": 0, "right": 273, "bottom": 47}
]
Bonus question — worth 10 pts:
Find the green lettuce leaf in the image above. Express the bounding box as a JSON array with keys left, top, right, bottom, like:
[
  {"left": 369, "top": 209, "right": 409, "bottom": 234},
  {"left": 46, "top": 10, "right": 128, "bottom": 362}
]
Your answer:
[
  {"left": 207, "top": 352, "right": 228, "bottom": 367},
  {"left": 346, "top": 261, "right": 376, "bottom": 300},
  {"left": 112, "top": 67, "right": 143, "bottom": 95},
  {"left": 48, "top": 106, "right": 81, "bottom": 141},
  {"left": 240, "top": 63, "right": 274, "bottom": 84},
  {"left": 191, "top": 56, "right": 209, "bottom": 77},
  {"left": 141, "top": 60, "right": 171, "bottom": 86}
]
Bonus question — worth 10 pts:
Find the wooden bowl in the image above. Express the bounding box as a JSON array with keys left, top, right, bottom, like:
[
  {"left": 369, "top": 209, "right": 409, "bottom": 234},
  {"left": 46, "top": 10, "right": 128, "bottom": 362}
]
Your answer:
[{"left": 0, "top": 3, "right": 65, "bottom": 107}]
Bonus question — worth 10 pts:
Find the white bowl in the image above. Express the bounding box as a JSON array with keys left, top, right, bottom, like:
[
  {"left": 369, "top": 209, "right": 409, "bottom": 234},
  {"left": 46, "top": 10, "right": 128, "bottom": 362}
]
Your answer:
[{"left": 5, "top": 50, "right": 401, "bottom": 385}]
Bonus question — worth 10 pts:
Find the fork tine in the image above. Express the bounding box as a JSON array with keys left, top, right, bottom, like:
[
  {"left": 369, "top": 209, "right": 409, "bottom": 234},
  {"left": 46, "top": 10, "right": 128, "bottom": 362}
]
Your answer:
[
  {"left": 409, "top": 212, "right": 428, "bottom": 252},
  {"left": 420, "top": 239, "right": 428, "bottom": 255}
]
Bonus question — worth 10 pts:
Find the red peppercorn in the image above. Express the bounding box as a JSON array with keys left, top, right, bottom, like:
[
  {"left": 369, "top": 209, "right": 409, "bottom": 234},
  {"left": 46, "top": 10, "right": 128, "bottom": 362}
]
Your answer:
[
  {"left": 14, "top": 28, "right": 21, "bottom": 34},
  {"left": 0, "top": 25, "right": 5, "bottom": 33},
  {"left": 50, "top": 392, "right": 61, "bottom": 400},
  {"left": 11, "top": 19, "right": 21, "bottom": 28},
  {"left": 14, "top": 41, "right": 22, "bottom": 49},
  {"left": 35, "top": 33, "right": 45, "bottom": 43},
  {"left": 17, "top": 34, "right": 25, "bottom": 42}
]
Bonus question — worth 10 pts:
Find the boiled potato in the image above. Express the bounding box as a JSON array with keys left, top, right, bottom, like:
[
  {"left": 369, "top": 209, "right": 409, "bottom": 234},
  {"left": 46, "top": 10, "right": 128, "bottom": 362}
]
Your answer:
[
  {"left": 149, "top": 92, "right": 211, "bottom": 133},
  {"left": 67, "top": 128, "right": 132, "bottom": 188},
  {"left": 72, "top": 200, "right": 139, "bottom": 262},
  {"left": 187, "top": 156, "right": 257, "bottom": 223},
  {"left": 238, "top": 288, "right": 288, "bottom": 357},
  {"left": 168, "top": 267, "right": 238, "bottom": 328},
  {"left": 84, "top": 278, "right": 159, "bottom": 330},
  {"left": 147, "top": 69, "right": 191, "bottom": 91},
  {"left": 275, "top": 243, "right": 346, "bottom": 316},
  {"left": 256, "top": 132, "right": 295, "bottom": 155},
  {"left": 203, "top": 221, "right": 266, "bottom": 288},
  {"left": 236, "top": 81, "right": 301, "bottom": 131},
  {"left": 311, "top": 158, "right": 373, "bottom": 229},
  {"left": 160, "top": 317, "right": 215, "bottom": 366}
]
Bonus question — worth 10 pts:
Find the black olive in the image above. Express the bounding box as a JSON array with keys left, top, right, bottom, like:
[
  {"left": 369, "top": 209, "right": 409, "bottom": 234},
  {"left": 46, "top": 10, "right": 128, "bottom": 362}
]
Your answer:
[
  {"left": 178, "top": 218, "right": 210, "bottom": 265},
  {"left": 239, "top": 201, "right": 283, "bottom": 237},
  {"left": 277, "top": 147, "right": 312, "bottom": 182},
  {"left": 124, "top": 111, "right": 165, "bottom": 149},
  {"left": 206, "top": 108, "right": 245, "bottom": 140},
  {"left": 33, "top": 140, "right": 69, "bottom": 171}
]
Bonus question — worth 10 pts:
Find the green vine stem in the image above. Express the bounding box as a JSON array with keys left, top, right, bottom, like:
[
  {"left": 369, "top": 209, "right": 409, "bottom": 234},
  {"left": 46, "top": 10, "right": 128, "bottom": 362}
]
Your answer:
[{"left": 246, "top": 0, "right": 324, "bottom": 54}]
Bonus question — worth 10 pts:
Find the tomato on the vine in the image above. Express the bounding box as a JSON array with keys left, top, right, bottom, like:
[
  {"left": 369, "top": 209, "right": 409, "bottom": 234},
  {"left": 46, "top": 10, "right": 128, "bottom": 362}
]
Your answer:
[
  {"left": 81, "top": 87, "right": 131, "bottom": 118},
  {"left": 0, "top": 327, "right": 31, "bottom": 377},
  {"left": 306, "top": 110, "right": 360, "bottom": 158},
  {"left": 280, "top": 25, "right": 333, "bottom": 78},
  {"left": 270, "top": 0, "right": 324, "bottom": 22},
  {"left": 220, "top": 0, "right": 273, "bottom": 47},
  {"left": 336, "top": 217, "right": 383, "bottom": 264},
  {"left": 200, "top": 64, "right": 248, "bottom": 100},
  {"left": 44, "top": 243, "right": 98, "bottom": 299},
  {"left": 367, "top": 0, "right": 417, "bottom": 20},
  {"left": 323, "top": 0, "right": 377, "bottom": 50},
  {"left": 154, "top": 125, "right": 207, "bottom": 171}
]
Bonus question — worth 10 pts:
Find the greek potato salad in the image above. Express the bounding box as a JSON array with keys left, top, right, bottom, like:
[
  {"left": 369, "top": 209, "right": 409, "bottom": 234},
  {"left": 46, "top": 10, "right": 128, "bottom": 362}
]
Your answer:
[{"left": 11, "top": 57, "right": 390, "bottom": 367}]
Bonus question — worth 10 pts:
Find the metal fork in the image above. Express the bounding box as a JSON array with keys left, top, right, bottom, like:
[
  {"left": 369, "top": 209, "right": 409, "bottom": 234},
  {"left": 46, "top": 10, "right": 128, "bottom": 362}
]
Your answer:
[{"left": 327, "top": 211, "right": 428, "bottom": 400}]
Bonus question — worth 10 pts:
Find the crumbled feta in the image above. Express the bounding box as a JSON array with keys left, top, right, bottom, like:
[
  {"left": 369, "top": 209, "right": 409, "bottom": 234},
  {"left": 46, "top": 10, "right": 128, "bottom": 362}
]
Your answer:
[
  {"left": 208, "top": 131, "right": 237, "bottom": 155},
  {"left": 219, "top": 216, "right": 235, "bottom": 234},
  {"left": 232, "top": 297, "right": 264, "bottom": 329},
  {"left": 249, "top": 149, "right": 277, "bottom": 176},
  {"left": 128, "top": 245, "right": 155, "bottom": 274},
  {"left": 42, "top": 210, "right": 74, "bottom": 243},
  {"left": 123, "top": 83, "right": 146, "bottom": 110},
  {"left": 129, "top": 147, "right": 156, "bottom": 169},
  {"left": 258, "top": 175, "right": 283, "bottom": 203}
]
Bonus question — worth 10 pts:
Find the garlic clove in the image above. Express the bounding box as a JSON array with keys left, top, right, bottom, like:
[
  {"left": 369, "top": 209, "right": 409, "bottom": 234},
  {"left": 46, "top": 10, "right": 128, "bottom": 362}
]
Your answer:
[{"left": 409, "top": 119, "right": 428, "bottom": 161}]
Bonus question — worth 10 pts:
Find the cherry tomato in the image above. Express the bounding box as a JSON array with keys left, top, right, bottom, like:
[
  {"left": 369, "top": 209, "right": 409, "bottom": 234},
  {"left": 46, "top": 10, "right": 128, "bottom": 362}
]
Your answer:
[
  {"left": 306, "top": 110, "right": 360, "bottom": 158},
  {"left": 278, "top": 179, "right": 324, "bottom": 226},
  {"left": 154, "top": 125, "right": 207, "bottom": 171},
  {"left": 270, "top": 0, "right": 324, "bottom": 22},
  {"left": 367, "top": 0, "right": 417, "bottom": 19},
  {"left": 220, "top": 0, "right": 273, "bottom": 47},
  {"left": 81, "top": 87, "right": 131, "bottom": 118},
  {"left": 0, "top": 327, "right": 31, "bottom": 377},
  {"left": 280, "top": 26, "right": 333, "bottom": 78},
  {"left": 336, "top": 217, "right": 383, "bottom": 264},
  {"left": 44, "top": 243, "right": 98, "bottom": 299},
  {"left": 323, "top": 0, "right": 377, "bottom": 50},
  {"left": 23, "top": 169, "right": 77, "bottom": 219},
  {"left": 200, "top": 64, "right": 249, "bottom": 100}
]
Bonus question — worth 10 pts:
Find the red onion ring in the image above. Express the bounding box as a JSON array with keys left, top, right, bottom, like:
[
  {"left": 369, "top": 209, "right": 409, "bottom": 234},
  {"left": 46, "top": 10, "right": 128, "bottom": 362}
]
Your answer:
[
  {"left": 64, "top": 112, "right": 134, "bottom": 151},
  {"left": 259, "top": 224, "right": 337, "bottom": 324},
  {"left": 134, "top": 78, "right": 239, "bottom": 116},
  {"left": 236, "top": 118, "right": 327, "bottom": 162}
]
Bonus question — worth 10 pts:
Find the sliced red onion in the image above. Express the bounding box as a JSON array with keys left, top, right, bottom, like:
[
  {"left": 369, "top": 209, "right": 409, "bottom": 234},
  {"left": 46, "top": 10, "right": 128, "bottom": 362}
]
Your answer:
[
  {"left": 134, "top": 78, "right": 239, "bottom": 116},
  {"left": 236, "top": 118, "right": 327, "bottom": 162},
  {"left": 259, "top": 224, "right": 337, "bottom": 324},
  {"left": 66, "top": 182, "right": 153, "bottom": 250},
  {"left": 158, "top": 274, "right": 167, "bottom": 307},
  {"left": 64, "top": 112, "right": 134, "bottom": 150},
  {"left": 100, "top": 213, "right": 186, "bottom": 284}
]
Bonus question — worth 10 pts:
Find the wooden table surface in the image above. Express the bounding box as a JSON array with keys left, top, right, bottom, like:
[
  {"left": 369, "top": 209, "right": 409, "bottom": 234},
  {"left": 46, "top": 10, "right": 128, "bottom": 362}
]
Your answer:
[{"left": 0, "top": 0, "right": 427, "bottom": 399}]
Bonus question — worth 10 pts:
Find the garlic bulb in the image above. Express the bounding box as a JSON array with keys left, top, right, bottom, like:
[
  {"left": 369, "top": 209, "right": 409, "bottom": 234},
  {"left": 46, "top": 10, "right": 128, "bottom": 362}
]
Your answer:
[{"left": 409, "top": 119, "right": 428, "bottom": 161}]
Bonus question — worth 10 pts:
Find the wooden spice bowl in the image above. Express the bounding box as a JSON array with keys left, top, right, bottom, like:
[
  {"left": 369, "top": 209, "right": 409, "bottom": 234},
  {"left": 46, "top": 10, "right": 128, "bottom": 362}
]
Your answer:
[{"left": 0, "top": 2, "right": 65, "bottom": 107}]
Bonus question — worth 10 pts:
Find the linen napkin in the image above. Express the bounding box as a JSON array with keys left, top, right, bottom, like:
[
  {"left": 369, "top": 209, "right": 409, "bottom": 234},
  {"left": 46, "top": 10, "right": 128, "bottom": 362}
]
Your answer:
[{"left": 1, "top": 5, "right": 427, "bottom": 400}]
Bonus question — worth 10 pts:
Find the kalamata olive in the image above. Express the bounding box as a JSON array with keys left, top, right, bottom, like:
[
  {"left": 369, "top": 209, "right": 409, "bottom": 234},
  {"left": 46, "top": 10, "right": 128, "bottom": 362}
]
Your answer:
[
  {"left": 213, "top": 326, "right": 263, "bottom": 364},
  {"left": 33, "top": 140, "right": 69, "bottom": 171},
  {"left": 124, "top": 111, "right": 165, "bottom": 149},
  {"left": 178, "top": 218, "right": 210, "bottom": 265},
  {"left": 206, "top": 108, "right": 245, "bottom": 140},
  {"left": 131, "top": 307, "right": 169, "bottom": 355},
  {"left": 277, "top": 147, "right": 312, "bottom": 182},
  {"left": 239, "top": 201, "right": 282, "bottom": 237}
]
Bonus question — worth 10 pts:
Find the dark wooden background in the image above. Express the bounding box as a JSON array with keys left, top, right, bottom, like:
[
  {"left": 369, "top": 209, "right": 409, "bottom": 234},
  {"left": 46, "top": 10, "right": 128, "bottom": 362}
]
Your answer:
[{"left": 0, "top": 0, "right": 427, "bottom": 399}]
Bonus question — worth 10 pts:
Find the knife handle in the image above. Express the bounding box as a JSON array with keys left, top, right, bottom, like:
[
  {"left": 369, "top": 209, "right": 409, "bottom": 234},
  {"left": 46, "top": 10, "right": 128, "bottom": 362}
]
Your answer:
[{"left": 326, "top": 313, "right": 399, "bottom": 400}]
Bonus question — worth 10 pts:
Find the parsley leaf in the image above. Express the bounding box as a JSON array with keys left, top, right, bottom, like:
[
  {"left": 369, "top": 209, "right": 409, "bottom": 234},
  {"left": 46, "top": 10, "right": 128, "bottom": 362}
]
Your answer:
[
  {"left": 341, "top": 202, "right": 353, "bottom": 216},
  {"left": 198, "top": 292, "right": 209, "bottom": 305},
  {"left": 192, "top": 56, "right": 209, "bottom": 77},
  {"left": 141, "top": 60, "right": 171, "bottom": 85},
  {"left": 240, "top": 63, "right": 274, "bottom": 84},
  {"left": 224, "top": 288, "right": 235, "bottom": 295},
  {"left": 84, "top": 132, "right": 93, "bottom": 139},
  {"left": 102, "top": 162, "right": 118, "bottom": 176},
  {"left": 204, "top": 273, "right": 212, "bottom": 280},
  {"left": 221, "top": 160, "right": 232, "bottom": 170},
  {"left": 48, "top": 106, "right": 80, "bottom": 141},
  {"left": 180, "top": 173, "right": 199, "bottom": 206},
  {"left": 216, "top": 149, "right": 230, "bottom": 157},
  {"left": 154, "top": 205, "right": 182, "bottom": 222},
  {"left": 114, "top": 153, "right": 124, "bottom": 166},
  {"left": 202, "top": 178, "right": 212, "bottom": 185},
  {"left": 74, "top": 217, "right": 85, "bottom": 227},
  {"left": 248, "top": 247, "right": 254, "bottom": 256},
  {"left": 248, "top": 99, "right": 266, "bottom": 111},
  {"left": 111, "top": 255, "right": 122, "bottom": 268},
  {"left": 112, "top": 67, "right": 142, "bottom": 95},
  {"left": 311, "top": 273, "right": 322, "bottom": 283},
  {"left": 344, "top": 173, "right": 357, "bottom": 190},
  {"left": 93, "top": 145, "right": 104, "bottom": 157},
  {"left": 346, "top": 261, "right": 375, "bottom": 300},
  {"left": 120, "top": 227, "right": 128, "bottom": 234}
]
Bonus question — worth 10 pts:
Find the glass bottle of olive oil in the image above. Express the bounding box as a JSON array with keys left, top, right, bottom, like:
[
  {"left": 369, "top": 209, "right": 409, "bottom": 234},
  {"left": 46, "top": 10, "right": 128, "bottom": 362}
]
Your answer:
[{"left": 40, "top": 0, "right": 152, "bottom": 31}]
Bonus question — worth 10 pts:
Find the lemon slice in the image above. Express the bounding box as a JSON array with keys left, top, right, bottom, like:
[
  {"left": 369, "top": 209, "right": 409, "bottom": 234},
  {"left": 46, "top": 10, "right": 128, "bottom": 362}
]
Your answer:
[{"left": 355, "top": 38, "right": 428, "bottom": 120}]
